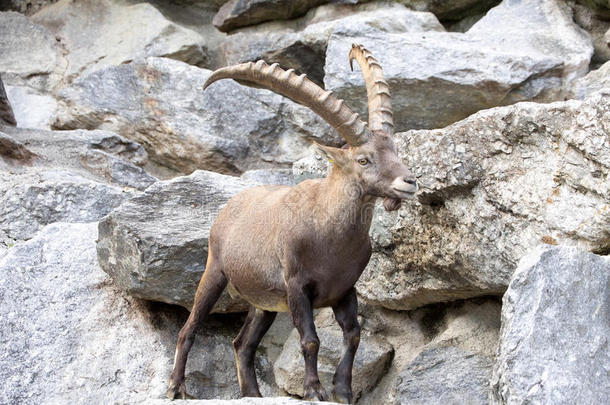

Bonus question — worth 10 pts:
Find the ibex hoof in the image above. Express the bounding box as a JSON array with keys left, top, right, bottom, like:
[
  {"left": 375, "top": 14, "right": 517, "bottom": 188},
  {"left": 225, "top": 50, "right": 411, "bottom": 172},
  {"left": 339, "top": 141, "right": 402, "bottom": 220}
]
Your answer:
[
  {"left": 303, "top": 381, "right": 329, "bottom": 402},
  {"left": 331, "top": 385, "right": 353, "bottom": 404},
  {"left": 166, "top": 379, "right": 190, "bottom": 400}
]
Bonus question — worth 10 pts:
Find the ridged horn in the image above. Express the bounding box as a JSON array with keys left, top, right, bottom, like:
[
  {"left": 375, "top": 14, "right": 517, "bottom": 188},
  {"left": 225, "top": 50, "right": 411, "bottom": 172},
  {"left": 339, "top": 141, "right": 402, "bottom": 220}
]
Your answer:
[
  {"left": 203, "top": 61, "right": 370, "bottom": 146},
  {"left": 349, "top": 43, "right": 394, "bottom": 134}
]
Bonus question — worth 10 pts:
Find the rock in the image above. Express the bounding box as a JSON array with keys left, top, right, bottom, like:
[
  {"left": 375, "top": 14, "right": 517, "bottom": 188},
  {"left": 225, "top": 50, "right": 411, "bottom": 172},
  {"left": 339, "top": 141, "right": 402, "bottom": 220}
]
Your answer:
[
  {"left": 55, "top": 57, "right": 341, "bottom": 175},
  {"left": 0, "top": 169, "right": 132, "bottom": 242},
  {"left": 0, "top": 0, "right": 58, "bottom": 15},
  {"left": 240, "top": 168, "right": 295, "bottom": 185},
  {"left": 575, "top": 0, "right": 610, "bottom": 18},
  {"left": 135, "top": 398, "right": 342, "bottom": 405},
  {"left": 292, "top": 94, "right": 610, "bottom": 310},
  {"left": 0, "top": 77, "right": 16, "bottom": 126},
  {"left": 222, "top": 2, "right": 444, "bottom": 86},
  {"left": 213, "top": 0, "right": 328, "bottom": 32},
  {"left": 491, "top": 246, "right": 610, "bottom": 404},
  {"left": 567, "top": 60, "right": 610, "bottom": 99},
  {"left": 572, "top": 2, "right": 610, "bottom": 65},
  {"left": 274, "top": 309, "right": 393, "bottom": 401},
  {"left": 325, "top": 0, "right": 593, "bottom": 131},
  {"left": 393, "top": 346, "right": 492, "bottom": 405},
  {"left": 0, "top": 222, "right": 275, "bottom": 403},
  {"left": 0, "top": 132, "right": 36, "bottom": 164},
  {"left": 1, "top": 126, "right": 155, "bottom": 190},
  {"left": 96, "top": 170, "right": 252, "bottom": 312},
  {"left": 32, "top": 0, "right": 209, "bottom": 81},
  {"left": 0, "top": 11, "right": 65, "bottom": 92},
  {"left": 396, "top": 0, "right": 499, "bottom": 21},
  {"left": 5, "top": 85, "right": 57, "bottom": 129},
  {"left": 359, "top": 298, "right": 501, "bottom": 404}
]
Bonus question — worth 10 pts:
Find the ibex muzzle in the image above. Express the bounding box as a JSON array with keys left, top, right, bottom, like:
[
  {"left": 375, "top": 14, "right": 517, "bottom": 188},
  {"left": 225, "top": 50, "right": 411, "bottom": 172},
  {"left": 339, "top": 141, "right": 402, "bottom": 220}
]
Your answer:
[{"left": 167, "top": 44, "right": 417, "bottom": 403}]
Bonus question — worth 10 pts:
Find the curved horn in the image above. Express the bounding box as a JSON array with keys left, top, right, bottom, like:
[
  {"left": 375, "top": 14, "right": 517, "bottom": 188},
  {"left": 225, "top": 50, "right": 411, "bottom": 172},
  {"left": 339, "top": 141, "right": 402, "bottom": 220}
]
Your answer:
[
  {"left": 203, "top": 60, "right": 370, "bottom": 146},
  {"left": 349, "top": 43, "right": 394, "bottom": 134}
]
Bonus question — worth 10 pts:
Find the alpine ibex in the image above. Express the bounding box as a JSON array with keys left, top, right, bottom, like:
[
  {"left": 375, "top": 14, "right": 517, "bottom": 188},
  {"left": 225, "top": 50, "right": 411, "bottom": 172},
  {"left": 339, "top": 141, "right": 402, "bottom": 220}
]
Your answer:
[{"left": 167, "top": 44, "right": 417, "bottom": 403}]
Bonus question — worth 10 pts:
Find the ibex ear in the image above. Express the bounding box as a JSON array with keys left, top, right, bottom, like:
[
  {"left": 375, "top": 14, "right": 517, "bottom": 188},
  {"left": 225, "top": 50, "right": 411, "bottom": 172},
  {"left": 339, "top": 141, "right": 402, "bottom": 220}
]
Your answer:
[{"left": 313, "top": 142, "right": 349, "bottom": 167}]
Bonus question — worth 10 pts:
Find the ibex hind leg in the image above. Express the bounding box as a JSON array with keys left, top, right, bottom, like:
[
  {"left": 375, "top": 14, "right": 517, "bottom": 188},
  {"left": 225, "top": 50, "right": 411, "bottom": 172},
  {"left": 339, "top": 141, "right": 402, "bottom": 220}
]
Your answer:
[{"left": 167, "top": 255, "right": 227, "bottom": 400}]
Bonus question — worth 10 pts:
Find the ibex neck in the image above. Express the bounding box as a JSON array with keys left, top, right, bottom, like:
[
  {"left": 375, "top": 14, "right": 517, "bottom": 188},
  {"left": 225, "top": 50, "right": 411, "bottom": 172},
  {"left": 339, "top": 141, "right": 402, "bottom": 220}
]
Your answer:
[{"left": 317, "top": 166, "right": 376, "bottom": 233}]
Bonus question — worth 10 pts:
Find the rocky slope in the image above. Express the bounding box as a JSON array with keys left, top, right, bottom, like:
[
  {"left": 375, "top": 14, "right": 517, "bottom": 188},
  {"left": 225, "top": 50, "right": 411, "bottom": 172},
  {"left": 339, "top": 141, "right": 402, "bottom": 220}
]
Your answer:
[{"left": 0, "top": 0, "right": 608, "bottom": 404}]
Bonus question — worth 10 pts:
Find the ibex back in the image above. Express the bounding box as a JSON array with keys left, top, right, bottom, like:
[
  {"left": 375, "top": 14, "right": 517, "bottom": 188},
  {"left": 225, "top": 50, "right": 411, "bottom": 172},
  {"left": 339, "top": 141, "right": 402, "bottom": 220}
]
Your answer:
[{"left": 167, "top": 44, "right": 417, "bottom": 404}]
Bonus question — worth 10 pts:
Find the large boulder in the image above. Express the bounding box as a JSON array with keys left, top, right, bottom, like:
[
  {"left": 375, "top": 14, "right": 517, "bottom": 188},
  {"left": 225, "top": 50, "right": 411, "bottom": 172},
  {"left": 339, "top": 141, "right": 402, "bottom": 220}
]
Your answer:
[
  {"left": 325, "top": 0, "right": 593, "bottom": 131},
  {"left": 490, "top": 246, "right": 609, "bottom": 404},
  {"left": 221, "top": 2, "right": 444, "bottom": 86},
  {"left": 0, "top": 222, "right": 280, "bottom": 403},
  {"left": 295, "top": 92, "right": 610, "bottom": 310},
  {"left": 571, "top": 2, "right": 610, "bottom": 65},
  {"left": 32, "top": 0, "right": 209, "bottom": 81},
  {"left": 273, "top": 308, "right": 394, "bottom": 401},
  {"left": 213, "top": 0, "right": 328, "bottom": 32},
  {"left": 0, "top": 11, "right": 65, "bottom": 92},
  {"left": 96, "top": 170, "right": 254, "bottom": 312},
  {"left": 396, "top": 0, "right": 499, "bottom": 21},
  {"left": 55, "top": 57, "right": 341, "bottom": 175},
  {"left": 4, "top": 85, "right": 57, "bottom": 129}
]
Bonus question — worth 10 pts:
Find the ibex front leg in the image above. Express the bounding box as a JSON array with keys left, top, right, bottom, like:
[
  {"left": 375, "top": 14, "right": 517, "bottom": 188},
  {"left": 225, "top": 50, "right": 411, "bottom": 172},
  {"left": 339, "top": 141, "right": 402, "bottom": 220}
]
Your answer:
[
  {"left": 331, "top": 288, "right": 360, "bottom": 404},
  {"left": 287, "top": 282, "right": 328, "bottom": 401}
]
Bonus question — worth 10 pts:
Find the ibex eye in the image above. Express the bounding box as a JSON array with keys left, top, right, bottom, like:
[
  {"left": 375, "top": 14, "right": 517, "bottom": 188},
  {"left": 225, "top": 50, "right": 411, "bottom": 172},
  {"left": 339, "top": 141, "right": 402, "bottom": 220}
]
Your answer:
[{"left": 357, "top": 158, "right": 369, "bottom": 166}]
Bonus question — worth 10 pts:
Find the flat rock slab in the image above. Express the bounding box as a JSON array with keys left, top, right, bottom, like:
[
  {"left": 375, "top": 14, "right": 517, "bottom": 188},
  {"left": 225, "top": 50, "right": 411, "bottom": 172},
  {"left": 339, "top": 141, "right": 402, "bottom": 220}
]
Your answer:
[
  {"left": 491, "top": 246, "right": 610, "bottom": 404},
  {"left": 97, "top": 170, "right": 254, "bottom": 312}
]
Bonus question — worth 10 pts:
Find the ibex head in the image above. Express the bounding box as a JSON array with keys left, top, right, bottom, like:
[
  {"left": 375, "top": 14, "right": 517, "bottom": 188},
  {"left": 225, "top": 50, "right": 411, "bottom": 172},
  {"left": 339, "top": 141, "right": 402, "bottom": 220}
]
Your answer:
[{"left": 204, "top": 44, "right": 417, "bottom": 211}]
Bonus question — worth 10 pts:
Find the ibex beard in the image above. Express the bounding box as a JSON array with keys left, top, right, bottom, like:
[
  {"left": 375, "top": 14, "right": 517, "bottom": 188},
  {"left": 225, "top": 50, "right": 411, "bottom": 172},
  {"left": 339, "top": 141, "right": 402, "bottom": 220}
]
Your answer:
[{"left": 167, "top": 44, "right": 417, "bottom": 404}]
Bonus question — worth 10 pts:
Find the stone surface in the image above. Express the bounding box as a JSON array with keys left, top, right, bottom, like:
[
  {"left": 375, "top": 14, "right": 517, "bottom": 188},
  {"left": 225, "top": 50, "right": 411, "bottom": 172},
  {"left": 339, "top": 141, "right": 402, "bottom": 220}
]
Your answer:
[
  {"left": 274, "top": 309, "right": 393, "bottom": 401},
  {"left": 491, "top": 246, "right": 610, "bottom": 404},
  {"left": 0, "top": 126, "right": 154, "bottom": 190},
  {"left": 394, "top": 346, "right": 492, "bottom": 405},
  {"left": 222, "top": 2, "right": 444, "bottom": 86},
  {"left": 5, "top": 85, "right": 57, "bottom": 129},
  {"left": 213, "top": 0, "right": 328, "bottom": 32},
  {"left": 359, "top": 298, "right": 500, "bottom": 405},
  {"left": 325, "top": 0, "right": 593, "bottom": 131},
  {"left": 0, "top": 222, "right": 278, "bottom": 404},
  {"left": 572, "top": 2, "right": 610, "bottom": 65},
  {"left": 55, "top": 57, "right": 341, "bottom": 175},
  {"left": 32, "top": 0, "right": 209, "bottom": 81},
  {"left": 96, "top": 170, "right": 253, "bottom": 312},
  {"left": 0, "top": 169, "right": 132, "bottom": 242},
  {"left": 135, "top": 398, "right": 341, "bottom": 405},
  {"left": 567, "top": 60, "right": 610, "bottom": 99},
  {"left": 290, "top": 93, "right": 610, "bottom": 310},
  {"left": 0, "top": 11, "right": 65, "bottom": 92},
  {"left": 0, "top": 0, "right": 58, "bottom": 14},
  {"left": 0, "top": 76, "right": 16, "bottom": 126}
]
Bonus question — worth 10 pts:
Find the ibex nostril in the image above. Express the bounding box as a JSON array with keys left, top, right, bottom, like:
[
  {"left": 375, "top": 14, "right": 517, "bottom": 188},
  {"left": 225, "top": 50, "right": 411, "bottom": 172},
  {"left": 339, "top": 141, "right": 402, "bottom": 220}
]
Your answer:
[{"left": 404, "top": 178, "right": 416, "bottom": 186}]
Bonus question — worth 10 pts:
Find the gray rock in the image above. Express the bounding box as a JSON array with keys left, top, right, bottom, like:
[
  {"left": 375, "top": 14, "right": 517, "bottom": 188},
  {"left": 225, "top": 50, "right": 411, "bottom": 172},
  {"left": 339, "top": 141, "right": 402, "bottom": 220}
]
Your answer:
[
  {"left": 0, "top": 222, "right": 271, "bottom": 404},
  {"left": 5, "top": 85, "right": 57, "bottom": 129},
  {"left": 55, "top": 57, "right": 341, "bottom": 175},
  {"left": 134, "top": 398, "right": 342, "bottom": 405},
  {"left": 567, "top": 60, "right": 610, "bottom": 99},
  {"left": 575, "top": 0, "right": 610, "bottom": 18},
  {"left": 491, "top": 246, "right": 610, "bottom": 404},
  {"left": 572, "top": 2, "right": 610, "bottom": 65},
  {"left": 0, "top": 169, "right": 132, "bottom": 242},
  {"left": 0, "top": 11, "right": 65, "bottom": 92},
  {"left": 0, "top": 77, "right": 16, "bottom": 126},
  {"left": 295, "top": 93, "right": 610, "bottom": 310},
  {"left": 32, "top": 0, "right": 209, "bottom": 81},
  {"left": 0, "top": 132, "right": 36, "bottom": 165},
  {"left": 1, "top": 126, "right": 155, "bottom": 190},
  {"left": 222, "top": 2, "right": 444, "bottom": 86},
  {"left": 359, "top": 298, "right": 501, "bottom": 405},
  {"left": 213, "top": 0, "right": 328, "bottom": 32},
  {"left": 97, "top": 170, "right": 252, "bottom": 312},
  {"left": 240, "top": 168, "right": 295, "bottom": 186},
  {"left": 325, "top": 0, "right": 593, "bottom": 131},
  {"left": 274, "top": 309, "right": 393, "bottom": 401},
  {"left": 393, "top": 346, "right": 493, "bottom": 405},
  {"left": 396, "top": 0, "right": 500, "bottom": 21}
]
